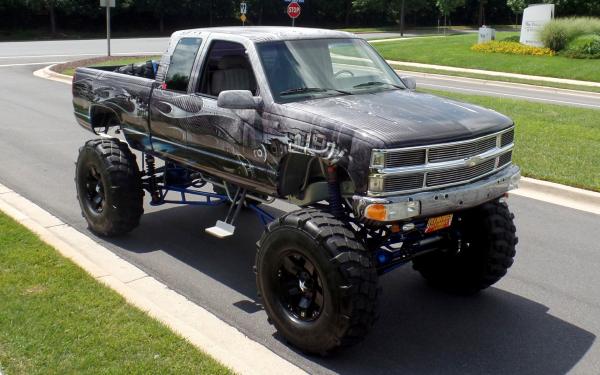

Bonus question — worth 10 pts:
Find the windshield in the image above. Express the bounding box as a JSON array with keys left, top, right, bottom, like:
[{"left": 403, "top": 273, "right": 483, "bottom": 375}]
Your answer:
[{"left": 257, "top": 38, "right": 405, "bottom": 103}]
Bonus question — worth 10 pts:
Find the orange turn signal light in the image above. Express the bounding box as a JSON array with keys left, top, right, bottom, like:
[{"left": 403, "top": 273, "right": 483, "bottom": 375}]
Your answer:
[{"left": 365, "top": 204, "right": 387, "bottom": 221}]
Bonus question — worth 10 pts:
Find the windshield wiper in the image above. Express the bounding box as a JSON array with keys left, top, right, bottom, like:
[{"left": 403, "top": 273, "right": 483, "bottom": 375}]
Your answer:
[
  {"left": 279, "top": 87, "right": 352, "bottom": 96},
  {"left": 352, "top": 81, "right": 404, "bottom": 90}
]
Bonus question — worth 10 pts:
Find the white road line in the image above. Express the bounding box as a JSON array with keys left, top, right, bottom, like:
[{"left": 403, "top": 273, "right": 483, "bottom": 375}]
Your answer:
[
  {"left": 420, "top": 83, "right": 600, "bottom": 109},
  {"left": 0, "top": 51, "right": 163, "bottom": 60},
  {"left": 0, "top": 61, "right": 65, "bottom": 68}
]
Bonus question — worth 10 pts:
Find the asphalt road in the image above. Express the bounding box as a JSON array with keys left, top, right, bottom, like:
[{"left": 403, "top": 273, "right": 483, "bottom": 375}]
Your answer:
[
  {"left": 1, "top": 38, "right": 600, "bottom": 374},
  {"left": 4, "top": 35, "right": 599, "bottom": 109}
]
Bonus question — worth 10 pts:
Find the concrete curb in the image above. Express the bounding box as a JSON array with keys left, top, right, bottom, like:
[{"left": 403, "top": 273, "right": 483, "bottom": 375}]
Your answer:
[
  {"left": 33, "top": 64, "right": 72, "bottom": 85},
  {"left": 0, "top": 183, "right": 307, "bottom": 375},
  {"left": 395, "top": 69, "right": 600, "bottom": 99},
  {"left": 386, "top": 60, "right": 600, "bottom": 88},
  {"left": 512, "top": 178, "right": 600, "bottom": 216}
]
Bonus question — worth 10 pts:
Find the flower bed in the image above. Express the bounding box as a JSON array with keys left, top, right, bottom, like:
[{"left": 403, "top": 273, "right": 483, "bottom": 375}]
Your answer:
[{"left": 471, "top": 41, "right": 555, "bottom": 56}]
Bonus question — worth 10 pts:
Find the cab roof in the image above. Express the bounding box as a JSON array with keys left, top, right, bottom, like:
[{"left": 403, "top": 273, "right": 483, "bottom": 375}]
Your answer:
[{"left": 171, "top": 26, "right": 357, "bottom": 43}]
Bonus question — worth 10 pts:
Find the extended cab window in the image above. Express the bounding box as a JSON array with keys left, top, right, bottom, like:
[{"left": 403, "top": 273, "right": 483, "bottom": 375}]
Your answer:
[
  {"left": 164, "top": 37, "right": 203, "bottom": 92},
  {"left": 197, "top": 40, "right": 257, "bottom": 97}
]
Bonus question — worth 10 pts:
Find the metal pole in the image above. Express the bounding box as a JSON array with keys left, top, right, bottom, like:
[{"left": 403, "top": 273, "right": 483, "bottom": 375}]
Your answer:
[
  {"left": 106, "top": 4, "right": 111, "bottom": 56},
  {"left": 292, "top": 18, "right": 295, "bottom": 27}
]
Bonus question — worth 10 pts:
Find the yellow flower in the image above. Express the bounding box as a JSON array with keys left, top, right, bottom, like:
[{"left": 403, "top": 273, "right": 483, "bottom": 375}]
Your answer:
[{"left": 471, "top": 41, "right": 554, "bottom": 56}]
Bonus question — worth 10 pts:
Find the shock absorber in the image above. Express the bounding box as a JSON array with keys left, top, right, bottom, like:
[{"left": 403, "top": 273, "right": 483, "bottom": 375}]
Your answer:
[
  {"left": 326, "top": 164, "right": 345, "bottom": 218},
  {"left": 145, "top": 154, "right": 160, "bottom": 204}
]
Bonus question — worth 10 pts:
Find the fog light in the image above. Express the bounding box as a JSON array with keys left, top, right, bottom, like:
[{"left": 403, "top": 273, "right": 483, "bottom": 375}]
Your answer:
[{"left": 402, "top": 223, "right": 416, "bottom": 231}]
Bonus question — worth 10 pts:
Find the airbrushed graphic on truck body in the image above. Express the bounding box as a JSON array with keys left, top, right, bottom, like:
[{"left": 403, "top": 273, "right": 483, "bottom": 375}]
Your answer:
[{"left": 72, "top": 26, "right": 520, "bottom": 355}]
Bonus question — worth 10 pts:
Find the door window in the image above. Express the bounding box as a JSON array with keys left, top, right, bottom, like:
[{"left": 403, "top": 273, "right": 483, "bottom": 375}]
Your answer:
[
  {"left": 164, "top": 37, "right": 203, "bottom": 92},
  {"left": 197, "top": 40, "right": 257, "bottom": 97}
]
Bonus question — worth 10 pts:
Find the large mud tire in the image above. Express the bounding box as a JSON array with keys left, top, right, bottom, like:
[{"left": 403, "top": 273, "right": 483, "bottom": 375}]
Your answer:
[
  {"left": 412, "top": 200, "right": 518, "bottom": 294},
  {"left": 256, "top": 209, "right": 379, "bottom": 355},
  {"left": 75, "top": 138, "right": 143, "bottom": 237}
]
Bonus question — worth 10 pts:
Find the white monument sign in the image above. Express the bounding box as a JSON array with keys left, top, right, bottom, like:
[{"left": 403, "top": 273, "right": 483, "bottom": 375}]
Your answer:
[{"left": 520, "top": 4, "right": 555, "bottom": 47}]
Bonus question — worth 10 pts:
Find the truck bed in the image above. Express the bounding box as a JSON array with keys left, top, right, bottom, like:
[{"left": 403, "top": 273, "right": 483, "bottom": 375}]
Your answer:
[{"left": 72, "top": 66, "right": 155, "bottom": 151}]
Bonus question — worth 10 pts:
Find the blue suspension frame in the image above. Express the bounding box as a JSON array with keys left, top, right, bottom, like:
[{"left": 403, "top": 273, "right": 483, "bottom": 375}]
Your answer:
[{"left": 149, "top": 183, "right": 276, "bottom": 227}]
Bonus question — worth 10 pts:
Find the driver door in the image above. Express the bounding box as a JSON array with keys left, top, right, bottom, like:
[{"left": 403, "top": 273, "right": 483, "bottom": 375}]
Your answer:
[{"left": 186, "top": 39, "right": 275, "bottom": 188}]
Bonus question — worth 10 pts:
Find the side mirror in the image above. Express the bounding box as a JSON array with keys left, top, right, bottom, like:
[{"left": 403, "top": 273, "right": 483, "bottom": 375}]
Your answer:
[
  {"left": 217, "top": 90, "right": 261, "bottom": 110},
  {"left": 400, "top": 76, "right": 417, "bottom": 90}
]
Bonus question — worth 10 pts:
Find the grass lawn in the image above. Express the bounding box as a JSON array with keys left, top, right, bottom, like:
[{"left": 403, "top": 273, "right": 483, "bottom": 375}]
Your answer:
[
  {"left": 374, "top": 32, "right": 600, "bottom": 83},
  {"left": 422, "top": 89, "right": 600, "bottom": 192},
  {"left": 61, "top": 56, "right": 161, "bottom": 77},
  {"left": 0, "top": 213, "right": 231, "bottom": 374}
]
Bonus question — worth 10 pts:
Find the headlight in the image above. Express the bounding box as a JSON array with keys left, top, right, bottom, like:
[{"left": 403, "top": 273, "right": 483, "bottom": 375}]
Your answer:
[
  {"left": 371, "top": 151, "right": 385, "bottom": 169},
  {"left": 368, "top": 176, "right": 384, "bottom": 192}
]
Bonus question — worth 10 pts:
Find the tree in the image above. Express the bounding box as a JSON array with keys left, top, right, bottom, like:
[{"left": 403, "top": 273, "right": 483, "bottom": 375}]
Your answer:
[
  {"left": 26, "top": 0, "right": 67, "bottom": 34},
  {"left": 353, "top": 0, "right": 429, "bottom": 35},
  {"left": 436, "top": 0, "right": 465, "bottom": 30},
  {"left": 477, "top": 0, "right": 487, "bottom": 26},
  {"left": 507, "top": 0, "right": 527, "bottom": 26}
]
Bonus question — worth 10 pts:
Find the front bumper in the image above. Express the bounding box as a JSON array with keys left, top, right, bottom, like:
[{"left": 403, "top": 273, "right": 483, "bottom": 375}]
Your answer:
[{"left": 353, "top": 165, "right": 521, "bottom": 222}]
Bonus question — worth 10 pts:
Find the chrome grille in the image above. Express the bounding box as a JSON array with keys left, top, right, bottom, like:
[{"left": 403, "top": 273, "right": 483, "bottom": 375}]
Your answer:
[
  {"left": 384, "top": 174, "right": 425, "bottom": 192},
  {"left": 501, "top": 130, "right": 514, "bottom": 147},
  {"left": 384, "top": 149, "right": 426, "bottom": 168},
  {"left": 426, "top": 159, "right": 496, "bottom": 187},
  {"left": 498, "top": 151, "right": 513, "bottom": 167},
  {"left": 429, "top": 137, "right": 497, "bottom": 163},
  {"left": 370, "top": 127, "right": 515, "bottom": 196}
]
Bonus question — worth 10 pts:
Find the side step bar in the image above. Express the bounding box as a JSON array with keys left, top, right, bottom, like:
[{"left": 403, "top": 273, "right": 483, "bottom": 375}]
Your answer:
[{"left": 205, "top": 188, "right": 247, "bottom": 238}]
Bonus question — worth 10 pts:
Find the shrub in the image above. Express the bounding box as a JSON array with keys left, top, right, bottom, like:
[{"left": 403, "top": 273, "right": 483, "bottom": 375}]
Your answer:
[
  {"left": 471, "top": 41, "right": 555, "bottom": 56},
  {"left": 540, "top": 17, "right": 600, "bottom": 51},
  {"left": 501, "top": 35, "right": 521, "bottom": 43},
  {"left": 563, "top": 34, "right": 600, "bottom": 59}
]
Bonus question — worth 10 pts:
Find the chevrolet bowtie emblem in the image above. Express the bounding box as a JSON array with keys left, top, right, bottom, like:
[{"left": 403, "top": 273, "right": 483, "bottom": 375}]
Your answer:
[{"left": 466, "top": 155, "right": 485, "bottom": 167}]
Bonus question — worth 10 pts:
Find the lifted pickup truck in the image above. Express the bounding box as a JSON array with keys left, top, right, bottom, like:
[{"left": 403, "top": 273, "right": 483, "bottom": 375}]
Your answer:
[{"left": 72, "top": 27, "right": 520, "bottom": 355}]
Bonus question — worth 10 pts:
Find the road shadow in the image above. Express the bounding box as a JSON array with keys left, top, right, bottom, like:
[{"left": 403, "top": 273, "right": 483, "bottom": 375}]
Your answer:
[{"left": 105, "top": 204, "right": 595, "bottom": 375}]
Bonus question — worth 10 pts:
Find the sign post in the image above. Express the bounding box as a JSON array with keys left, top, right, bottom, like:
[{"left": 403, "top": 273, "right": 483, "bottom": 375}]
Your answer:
[
  {"left": 100, "top": 0, "right": 116, "bottom": 56},
  {"left": 287, "top": 2, "right": 301, "bottom": 27},
  {"left": 240, "top": 2, "right": 247, "bottom": 26}
]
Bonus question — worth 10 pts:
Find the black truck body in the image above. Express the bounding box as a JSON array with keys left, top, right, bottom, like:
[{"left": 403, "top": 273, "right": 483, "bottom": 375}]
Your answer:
[
  {"left": 73, "top": 27, "right": 518, "bottom": 204},
  {"left": 72, "top": 27, "right": 520, "bottom": 355}
]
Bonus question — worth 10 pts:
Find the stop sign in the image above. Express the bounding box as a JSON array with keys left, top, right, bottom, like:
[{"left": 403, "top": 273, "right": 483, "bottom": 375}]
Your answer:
[{"left": 287, "top": 2, "right": 301, "bottom": 19}]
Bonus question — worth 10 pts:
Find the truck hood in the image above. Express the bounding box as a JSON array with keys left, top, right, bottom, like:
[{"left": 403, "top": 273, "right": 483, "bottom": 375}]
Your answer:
[{"left": 283, "top": 90, "right": 514, "bottom": 148}]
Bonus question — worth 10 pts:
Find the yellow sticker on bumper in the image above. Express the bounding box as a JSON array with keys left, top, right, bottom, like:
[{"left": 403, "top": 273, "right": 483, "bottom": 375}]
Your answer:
[{"left": 425, "top": 214, "right": 454, "bottom": 234}]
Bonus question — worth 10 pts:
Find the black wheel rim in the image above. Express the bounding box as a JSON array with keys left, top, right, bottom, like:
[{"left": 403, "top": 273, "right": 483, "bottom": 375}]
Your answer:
[
  {"left": 84, "top": 165, "right": 105, "bottom": 214},
  {"left": 275, "top": 251, "right": 325, "bottom": 322}
]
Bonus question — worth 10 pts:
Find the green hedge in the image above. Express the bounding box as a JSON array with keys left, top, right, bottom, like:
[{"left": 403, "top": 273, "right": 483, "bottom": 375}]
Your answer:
[
  {"left": 540, "top": 17, "right": 600, "bottom": 51},
  {"left": 563, "top": 34, "right": 600, "bottom": 58},
  {"left": 501, "top": 35, "right": 521, "bottom": 43}
]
